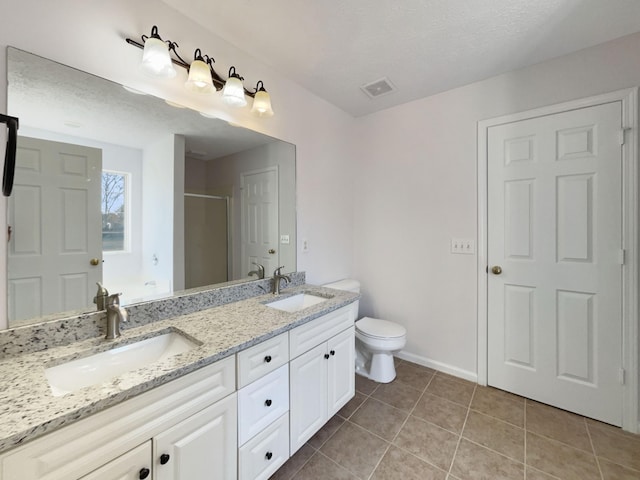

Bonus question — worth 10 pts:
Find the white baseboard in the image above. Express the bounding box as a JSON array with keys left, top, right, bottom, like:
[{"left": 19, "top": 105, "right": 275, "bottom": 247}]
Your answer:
[{"left": 396, "top": 350, "right": 478, "bottom": 383}]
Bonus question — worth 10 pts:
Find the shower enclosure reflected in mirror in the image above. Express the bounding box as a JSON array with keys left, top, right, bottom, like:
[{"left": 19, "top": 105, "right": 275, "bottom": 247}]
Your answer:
[{"left": 6, "top": 47, "right": 296, "bottom": 328}]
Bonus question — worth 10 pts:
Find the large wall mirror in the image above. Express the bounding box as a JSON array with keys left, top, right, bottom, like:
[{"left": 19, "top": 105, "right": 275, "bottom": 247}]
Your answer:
[{"left": 6, "top": 47, "right": 296, "bottom": 328}]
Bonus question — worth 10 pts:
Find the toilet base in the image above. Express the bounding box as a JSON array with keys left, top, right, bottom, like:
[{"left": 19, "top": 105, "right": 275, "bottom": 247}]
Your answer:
[{"left": 355, "top": 345, "right": 398, "bottom": 383}]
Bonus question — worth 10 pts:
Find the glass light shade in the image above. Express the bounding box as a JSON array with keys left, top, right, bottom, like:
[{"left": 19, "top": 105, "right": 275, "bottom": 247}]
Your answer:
[
  {"left": 250, "top": 90, "right": 274, "bottom": 117},
  {"left": 185, "top": 59, "right": 214, "bottom": 93},
  {"left": 140, "top": 37, "right": 176, "bottom": 78},
  {"left": 221, "top": 76, "right": 247, "bottom": 107}
]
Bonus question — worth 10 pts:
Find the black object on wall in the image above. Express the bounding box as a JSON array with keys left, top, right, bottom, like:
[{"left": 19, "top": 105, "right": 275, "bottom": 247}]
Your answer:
[{"left": 0, "top": 114, "right": 19, "bottom": 197}]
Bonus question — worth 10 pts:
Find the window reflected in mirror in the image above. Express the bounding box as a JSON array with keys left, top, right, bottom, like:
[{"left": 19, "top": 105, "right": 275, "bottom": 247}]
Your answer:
[{"left": 102, "top": 171, "right": 127, "bottom": 252}]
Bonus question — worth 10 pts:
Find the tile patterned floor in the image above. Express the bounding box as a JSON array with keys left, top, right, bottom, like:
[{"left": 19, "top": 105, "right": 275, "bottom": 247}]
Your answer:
[{"left": 270, "top": 359, "right": 640, "bottom": 480}]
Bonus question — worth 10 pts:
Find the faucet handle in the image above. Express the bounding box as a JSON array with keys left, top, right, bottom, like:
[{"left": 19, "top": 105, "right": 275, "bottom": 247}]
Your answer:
[
  {"left": 273, "top": 266, "right": 285, "bottom": 276},
  {"left": 106, "top": 292, "right": 123, "bottom": 306}
]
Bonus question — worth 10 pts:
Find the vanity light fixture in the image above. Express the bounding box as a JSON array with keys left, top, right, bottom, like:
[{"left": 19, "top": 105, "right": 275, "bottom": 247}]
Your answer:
[
  {"left": 250, "top": 81, "right": 274, "bottom": 117},
  {"left": 126, "top": 26, "right": 274, "bottom": 117},
  {"left": 185, "top": 49, "right": 215, "bottom": 93},
  {"left": 221, "top": 67, "right": 247, "bottom": 107},
  {"left": 140, "top": 26, "right": 177, "bottom": 78}
]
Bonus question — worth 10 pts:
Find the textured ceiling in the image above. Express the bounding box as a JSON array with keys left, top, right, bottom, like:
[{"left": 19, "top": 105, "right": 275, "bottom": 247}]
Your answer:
[
  {"left": 7, "top": 49, "right": 279, "bottom": 160},
  {"left": 162, "top": 0, "right": 640, "bottom": 117}
]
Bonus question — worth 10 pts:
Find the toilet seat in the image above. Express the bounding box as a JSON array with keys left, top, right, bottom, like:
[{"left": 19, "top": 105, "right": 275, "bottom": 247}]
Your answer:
[{"left": 356, "top": 317, "right": 406, "bottom": 340}]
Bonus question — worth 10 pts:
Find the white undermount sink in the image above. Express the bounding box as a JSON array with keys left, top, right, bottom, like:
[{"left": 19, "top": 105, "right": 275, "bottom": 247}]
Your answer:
[
  {"left": 265, "top": 293, "right": 329, "bottom": 312},
  {"left": 45, "top": 331, "right": 199, "bottom": 397}
]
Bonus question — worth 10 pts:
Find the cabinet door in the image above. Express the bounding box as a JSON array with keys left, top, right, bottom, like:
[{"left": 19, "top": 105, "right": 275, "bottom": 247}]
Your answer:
[
  {"left": 327, "top": 326, "right": 355, "bottom": 417},
  {"left": 154, "top": 393, "right": 237, "bottom": 480},
  {"left": 80, "top": 442, "right": 151, "bottom": 480},
  {"left": 289, "top": 343, "right": 328, "bottom": 454}
]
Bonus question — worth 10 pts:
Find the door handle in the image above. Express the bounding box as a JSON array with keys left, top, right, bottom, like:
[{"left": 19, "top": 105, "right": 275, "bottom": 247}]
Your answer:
[
  {"left": 90, "top": 258, "right": 101, "bottom": 266},
  {"left": 491, "top": 265, "right": 502, "bottom": 275},
  {"left": 268, "top": 248, "right": 276, "bottom": 254}
]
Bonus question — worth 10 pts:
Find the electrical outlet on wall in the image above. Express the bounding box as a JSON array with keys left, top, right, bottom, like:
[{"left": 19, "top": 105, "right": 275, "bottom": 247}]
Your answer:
[
  {"left": 451, "top": 238, "right": 475, "bottom": 254},
  {"left": 302, "top": 238, "right": 309, "bottom": 253}
]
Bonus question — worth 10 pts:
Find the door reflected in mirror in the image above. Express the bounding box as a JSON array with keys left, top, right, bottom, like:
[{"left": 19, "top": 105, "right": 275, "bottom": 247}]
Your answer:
[{"left": 6, "top": 48, "right": 296, "bottom": 328}]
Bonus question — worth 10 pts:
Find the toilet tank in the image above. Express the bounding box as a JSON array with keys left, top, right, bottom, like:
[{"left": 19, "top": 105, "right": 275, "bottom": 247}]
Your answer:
[
  {"left": 323, "top": 279, "right": 360, "bottom": 316},
  {"left": 323, "top": 279, "right": 360, "bottom": 293}
]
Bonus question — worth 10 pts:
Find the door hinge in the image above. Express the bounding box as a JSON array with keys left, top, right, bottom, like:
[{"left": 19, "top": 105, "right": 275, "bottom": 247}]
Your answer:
[
  {"left": 619, "top": 368, "right": 626, "bottom": 385},
  {"left": 619, "top": 127, "right": 632, "bottom": 146},
  {"left": 618, "top": 249, "right": 626, "bottom": 265}
]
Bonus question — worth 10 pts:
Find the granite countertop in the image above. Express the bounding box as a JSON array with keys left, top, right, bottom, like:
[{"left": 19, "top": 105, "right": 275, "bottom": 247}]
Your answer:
[{"left": 0, "top": 284, "right": 359, "bottom": 454}]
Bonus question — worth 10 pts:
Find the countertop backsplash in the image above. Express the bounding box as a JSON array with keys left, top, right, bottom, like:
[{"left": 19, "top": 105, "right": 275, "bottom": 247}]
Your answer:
[{"left": 0, "top": 272, "right": 305, "bottom": 359}]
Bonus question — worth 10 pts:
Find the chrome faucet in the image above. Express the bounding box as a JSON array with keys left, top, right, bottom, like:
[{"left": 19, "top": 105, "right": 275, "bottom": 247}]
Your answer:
[
  {"left": 105, "top": 293, "right": 128, "bottom": 340},
  {"left": 248, "top": 263, "right": 265, "bottom": 279},
  {"left": 271, "top": 266, "right": 291, "bottom": 295}
]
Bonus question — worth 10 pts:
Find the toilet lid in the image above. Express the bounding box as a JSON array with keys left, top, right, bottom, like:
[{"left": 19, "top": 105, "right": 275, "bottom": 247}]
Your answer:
[{"left": 356, "top": 317, "right": 406, "bottom": 339}]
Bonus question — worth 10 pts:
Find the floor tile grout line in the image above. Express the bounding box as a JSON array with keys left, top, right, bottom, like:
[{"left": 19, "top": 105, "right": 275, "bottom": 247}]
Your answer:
[
  {"left": 461, "top": 437, "right": 528, "bottom": 467},
  {"left": 365, "top": 441, "right": 392, "bottom": 480},
  {"left": 387, "top": 370, "right": 435, "bottom": 443},
  {"left": 330, "top": 369, "right": 435, "bottom": 479},
  {"left": 316, "top": 419, "right": 393, "bottom": 480},
  {"left": 584, "top": 416, "right": 605, "bottom": 480},
  {"left": 283, "top": 448, "right": 314, "bottom": 480},
  {"left": 467, "top": 405, "right": 526, "bottom": 430},
  {"left": 373, "top": 370, "right": 457, "bottom": 477},
  {"left": 361, "top": 357, "right": 422, "bottom": 480},
  {"left": 446, "top": 383, "right": 476, "bottom": 477},
  {"left": 526, "top": 465, "right": 563, "bottom": 480},
  {"left": 314, "top": 449, "right": 365, "bottom": 480}
]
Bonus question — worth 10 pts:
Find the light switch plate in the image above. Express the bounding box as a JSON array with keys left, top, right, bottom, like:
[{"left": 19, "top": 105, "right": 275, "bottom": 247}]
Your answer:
[
  {"left": 280, "top": 234, "right": 290, "bottom": 244},
  {"left": 451, "top": 238, "right": 475, "bottom": 254}
]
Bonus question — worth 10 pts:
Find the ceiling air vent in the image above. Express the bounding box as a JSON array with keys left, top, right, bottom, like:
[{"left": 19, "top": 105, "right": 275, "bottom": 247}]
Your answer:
[{"left": 360, "top": 77, "right": 396, "bottom": 99}]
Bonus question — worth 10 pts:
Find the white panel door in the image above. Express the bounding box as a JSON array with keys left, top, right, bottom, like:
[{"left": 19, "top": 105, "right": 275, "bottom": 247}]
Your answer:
[
  {"left": 487, "top": 102, "right": 623, "bottom": 425},
  {"left": 241, "top": 167, "right": 279, "bottom": 277},
  {"left": 8, "top": 136, "right": 102, "bottom": 322}
]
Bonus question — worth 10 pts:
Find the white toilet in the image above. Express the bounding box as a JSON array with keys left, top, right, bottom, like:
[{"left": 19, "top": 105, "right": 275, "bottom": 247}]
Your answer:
[{"left": 324, "top": 279, "right": 407, "bottom": 383}]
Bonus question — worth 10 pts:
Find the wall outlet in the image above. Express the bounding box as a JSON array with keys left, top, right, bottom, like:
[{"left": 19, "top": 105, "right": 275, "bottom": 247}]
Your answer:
[
  {"left": 451, "top": 238, "right": 475, "bottom": 254},
  {"left": 302, "top": 239, "right": 309, "bottom": 253}
]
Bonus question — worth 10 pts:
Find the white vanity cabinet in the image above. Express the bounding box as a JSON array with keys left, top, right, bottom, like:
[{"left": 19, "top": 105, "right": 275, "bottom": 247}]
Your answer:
[
  {"left": 0, "top": 357, "right": 236, "bottom": 480},
  {"left": 289, "top": 304, "right": 356, "bottom": 454}
]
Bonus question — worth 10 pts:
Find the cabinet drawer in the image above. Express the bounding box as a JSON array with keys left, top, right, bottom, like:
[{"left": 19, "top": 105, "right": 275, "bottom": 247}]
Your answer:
[
  {"left": 289, "top": 303, "right": 356, "bottom": 358},
  {"left": 237, "top": 332, "right": 288, "bottom": 388},
  {"left": 238, "top": 414, "right": 289, "bottom": 480},
  {"left": 237, "top": 364, "right": 289, "bottom": 446}
]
